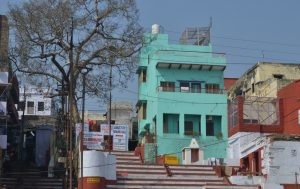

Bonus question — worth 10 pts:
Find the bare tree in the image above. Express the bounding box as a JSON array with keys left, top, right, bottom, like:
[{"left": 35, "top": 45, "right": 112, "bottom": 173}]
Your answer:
[{"left": 8, "top": 0, "right": 143, "bottom": 121}]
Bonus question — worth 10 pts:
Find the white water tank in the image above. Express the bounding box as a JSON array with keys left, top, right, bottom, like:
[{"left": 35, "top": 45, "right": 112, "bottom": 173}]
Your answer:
[{"left": 152, "top": 24, "right": 160, "bottom": 34}]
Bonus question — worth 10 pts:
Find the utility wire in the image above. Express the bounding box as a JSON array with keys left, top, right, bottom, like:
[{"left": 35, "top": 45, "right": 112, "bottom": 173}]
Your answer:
[{"left": 161, "top": 28, "right": 300, "bottom": 48}]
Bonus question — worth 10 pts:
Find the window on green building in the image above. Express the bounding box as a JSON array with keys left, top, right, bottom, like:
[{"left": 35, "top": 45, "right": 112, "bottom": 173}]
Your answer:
[
  {"left": 206, "top": 115, "right": 222, "bottom": 137},
  {"left": 139, "top": 69, "right": 147, "bottom": 84},
  {"left": 142, "top": 103, "right": 147, "bottom": 119},
  {"left": 191, "top": 82, "right": 201, "bottom": 93},
  {"left": 184, "top": 121, "right": 193, "bottom": 135},
  {"left": 184, "top": 114, "right": 201, "bottom": 136},
  {"left": 142, "top": 69, "right": 146, "bottom": 82},
  {"left": 206, "top": 118, "right": 214, "bottom": 136},
  {"left": 163, "top": 113, "right": 179, "bottom": 134},
  {"left": 180, "top": 82, "right": 189, "bottom": 92},
  {"left": 205, "top": 84, "right": 220, "bottom": 94},
  {"left": 138, "top": 102, "right": 147, "bottom": 120},
  {"left": 161, "top": 81, "right": 175, "bottom": 92}
]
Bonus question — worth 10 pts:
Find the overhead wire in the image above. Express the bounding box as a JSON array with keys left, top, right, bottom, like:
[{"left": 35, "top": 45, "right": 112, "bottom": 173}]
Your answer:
[{"left": 161, "top": 28, "right": 300, "bottom": 48}]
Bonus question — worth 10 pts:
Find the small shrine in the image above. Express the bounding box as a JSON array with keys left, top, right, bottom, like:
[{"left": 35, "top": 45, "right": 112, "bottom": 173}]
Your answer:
[{"left": 182, "top": 138, "right": 204, "bottom": 164}]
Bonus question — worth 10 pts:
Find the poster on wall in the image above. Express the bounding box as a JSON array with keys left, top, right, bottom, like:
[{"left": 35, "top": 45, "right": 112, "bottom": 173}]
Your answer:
[
  {"left": 100, "top": 124, "right": 128, "bottom": 151},
  {"left": 84, "top": 132, "right": 104, "bottom": 150},
  {"left": 112, "top": 125, "right": 128, "bottom": 151},
  {"left": 78, "top": 124, "right": 128, "bottom": 151},
  {"left": 75, "top": 123, "right": 90, "bottom": 143}
]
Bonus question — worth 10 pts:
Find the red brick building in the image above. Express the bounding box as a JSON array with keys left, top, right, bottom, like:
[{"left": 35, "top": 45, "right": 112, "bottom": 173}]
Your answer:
[
  {"left": 227, "top": 79, "right": 300, "bottom": 180},
  {"left": 278, "top": 79, "right": 300, "bottom": 134}
]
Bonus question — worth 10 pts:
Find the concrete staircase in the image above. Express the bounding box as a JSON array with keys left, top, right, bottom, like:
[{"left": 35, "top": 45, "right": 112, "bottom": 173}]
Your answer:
[
  {"left": 0, "top": 163, "right": 64, "bottom": 189},
  {"left": 108, "top": 151, "right": 260, "bottom": 189}
]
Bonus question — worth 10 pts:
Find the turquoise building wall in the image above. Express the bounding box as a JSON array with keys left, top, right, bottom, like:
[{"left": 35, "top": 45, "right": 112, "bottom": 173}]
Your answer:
[{"left": 137, "top": 31, "right": 228, "bottom": 162}]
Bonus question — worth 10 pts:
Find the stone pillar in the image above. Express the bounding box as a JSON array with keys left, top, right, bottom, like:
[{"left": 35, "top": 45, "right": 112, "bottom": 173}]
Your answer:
[
  {"left": 179, "top": 113, "right": 184, "bottom": 137},
  {"left": 201, "top": 114, "right": 206, "bottom": 139}
]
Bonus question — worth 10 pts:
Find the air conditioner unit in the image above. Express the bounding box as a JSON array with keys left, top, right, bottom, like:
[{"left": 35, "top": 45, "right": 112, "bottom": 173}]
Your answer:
[{"left": 181, "top": 87, "right": 189, "bottom": 92}]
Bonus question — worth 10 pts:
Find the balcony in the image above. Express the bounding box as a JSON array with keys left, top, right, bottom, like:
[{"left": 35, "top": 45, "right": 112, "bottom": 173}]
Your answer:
[
  {"left": 157, "top": 86, "right": 226, "bottom": 94},
  {"left": 228, "top": 96, "right": 282, "bottom": 137}
]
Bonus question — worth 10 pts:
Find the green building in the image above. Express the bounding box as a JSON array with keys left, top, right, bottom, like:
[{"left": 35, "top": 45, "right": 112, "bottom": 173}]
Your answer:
[{"left": 136, "top": 25, "right": 227, "bottom": 162}]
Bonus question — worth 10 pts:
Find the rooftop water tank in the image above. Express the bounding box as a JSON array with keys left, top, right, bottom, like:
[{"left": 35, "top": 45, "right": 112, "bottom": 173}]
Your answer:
[{"left": 151, "top": 24, "right": 160, "bottom": 34}]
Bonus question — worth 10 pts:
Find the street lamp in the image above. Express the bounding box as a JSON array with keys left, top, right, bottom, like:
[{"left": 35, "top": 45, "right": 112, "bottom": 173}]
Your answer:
[{"left": 80, "top": 66, "right": 92, "bottom": 189}]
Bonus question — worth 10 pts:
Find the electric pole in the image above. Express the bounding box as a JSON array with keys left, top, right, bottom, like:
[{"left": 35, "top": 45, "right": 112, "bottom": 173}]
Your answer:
[
  {"left": 109, "top": 61, "right": 112, "bottom": 154},
  {"left": 68, "top": 17, "right": 74, "bottom": 189}
]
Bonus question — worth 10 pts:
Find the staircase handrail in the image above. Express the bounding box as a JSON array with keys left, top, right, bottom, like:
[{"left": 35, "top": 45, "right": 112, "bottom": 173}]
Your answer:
[
  {"left": 163, "top": 164, "right": 172, "bottom": 177},
  {"left": 138, "top": 152, "right": 144, "bottom": 164}
]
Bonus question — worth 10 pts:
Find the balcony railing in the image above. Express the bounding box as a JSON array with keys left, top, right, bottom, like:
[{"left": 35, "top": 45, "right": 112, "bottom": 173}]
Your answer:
[{"left": 157, "top": 86, "right": 226, "bottom": 94}]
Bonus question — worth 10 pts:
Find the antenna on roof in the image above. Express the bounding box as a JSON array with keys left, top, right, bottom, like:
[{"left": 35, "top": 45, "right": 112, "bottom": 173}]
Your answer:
[{"left": 210, "top": 17, "right": 213, "bottom": 28}]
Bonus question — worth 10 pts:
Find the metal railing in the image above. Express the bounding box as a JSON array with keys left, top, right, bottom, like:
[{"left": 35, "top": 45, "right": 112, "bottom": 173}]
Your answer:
[{"left": 157, "top": 86, "right": 226, "bottom": 94}]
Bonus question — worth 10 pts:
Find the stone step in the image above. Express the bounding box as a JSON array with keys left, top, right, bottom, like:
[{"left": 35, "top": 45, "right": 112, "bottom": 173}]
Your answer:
[
  {"left": 203, "top": 185, "right": 260, "bottom": 189},
  {"left": 108, "top": 184, "right": 259, "bottom": 189},
  {"left": 117, "top": 174, "right": 223, "bottom": 181},
  {"left": 116, "top": 164, "right": 214, "bottom": 170},
  {"left": 107, "top": 184, "right": 204, "bottom": 189},
  {"left": 117, "top": 168, "right": 215, "bottom": 174},
  {"left": 169, "top": 165, "right": 214, "bottom": 170},
  {"left": 110, "top": 151, "right": 135, "bottom": 156},
  {"left": 0, "top": 177, "right": 64, "bottom": 189},
  {"left": 117, "top": 177, "right": 225, "bottom": 183},
  {"left": 116, "top": 159, "right": 141, "bottom": 163},
  {"left": 116, "top": 156, "right": 140, "bottom": 160},
  {"left": 116, "top": 180, "right": 224, "bottom": 185}
]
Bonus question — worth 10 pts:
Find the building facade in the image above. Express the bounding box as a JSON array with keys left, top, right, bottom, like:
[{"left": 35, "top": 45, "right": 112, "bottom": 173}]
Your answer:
[
  {"left": 0, "top": 15, "right": 19, "bottom": 173},
  {"left": 228, "top": 62, "right": 300, "bottom": 99},
  {"left": 136, "top": 25, "right": 228, "bottom": 161},
  {"left": 110, "top": 102, "right": 134, "bottom": 139},
  {"left": 17, "top": 86, "right": 57, "bottom": 167},
  {"left": 226, "top": 63, "right": 300, "bottom": 182}
]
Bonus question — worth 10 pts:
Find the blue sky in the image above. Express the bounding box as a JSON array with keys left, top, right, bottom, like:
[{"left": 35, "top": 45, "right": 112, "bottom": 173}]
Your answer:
[{"left": 1, "top": 0, "right": 300, "bottom": 111}]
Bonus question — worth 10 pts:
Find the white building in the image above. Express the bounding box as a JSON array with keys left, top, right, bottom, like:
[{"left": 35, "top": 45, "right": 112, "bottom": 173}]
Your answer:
[
  {"left": 228, "top": 135, "right": 300, "bottom": 189},
  {"left": 18, "top": 86, "right": 54, "bottom": 118}
]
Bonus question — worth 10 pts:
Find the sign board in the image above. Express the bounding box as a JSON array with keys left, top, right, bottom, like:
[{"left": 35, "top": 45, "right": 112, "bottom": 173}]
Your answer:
[
  {"left": 164, "top": 154, "right": 179, "bottom": 165},
  {"left": 75, "top": 123, "right": 89, "bottom": 136},
  {"left": 77, "top": 124, "right": 128, "bottom": 151},
  {"left": 86, "top": 177, "right": 102, "bottom": 184},
  {"left": 84, "top": 132, "right": 104, "bottom": 150},
  {"left": 112, "top": 125, "right": 128, "bottom": 151},
  {"left": 101, "top": 124, "right": 128, "bottom": 151}
]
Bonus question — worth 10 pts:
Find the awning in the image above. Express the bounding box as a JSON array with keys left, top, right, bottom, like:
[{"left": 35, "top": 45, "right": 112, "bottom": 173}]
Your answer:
[{"left": 156, "top": 62, "right": 225, "bottom": 71}]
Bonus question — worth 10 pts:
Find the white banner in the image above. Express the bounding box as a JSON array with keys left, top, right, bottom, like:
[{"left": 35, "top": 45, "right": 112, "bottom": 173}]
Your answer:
[
  {"left": 77, "top": 123, "right": 128, "bottom": 151},
  {"left": 84, "top": 132, "right": 104, "bottom": 150},
  {"left": 112, "top": 125, "right": 128, "bottom": 151},
  {"left": 75, "top": 123, "right": 90, "bottom": 144},
  {"left": 101, "top": 124, "right": 128, "bottom": 151}
]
